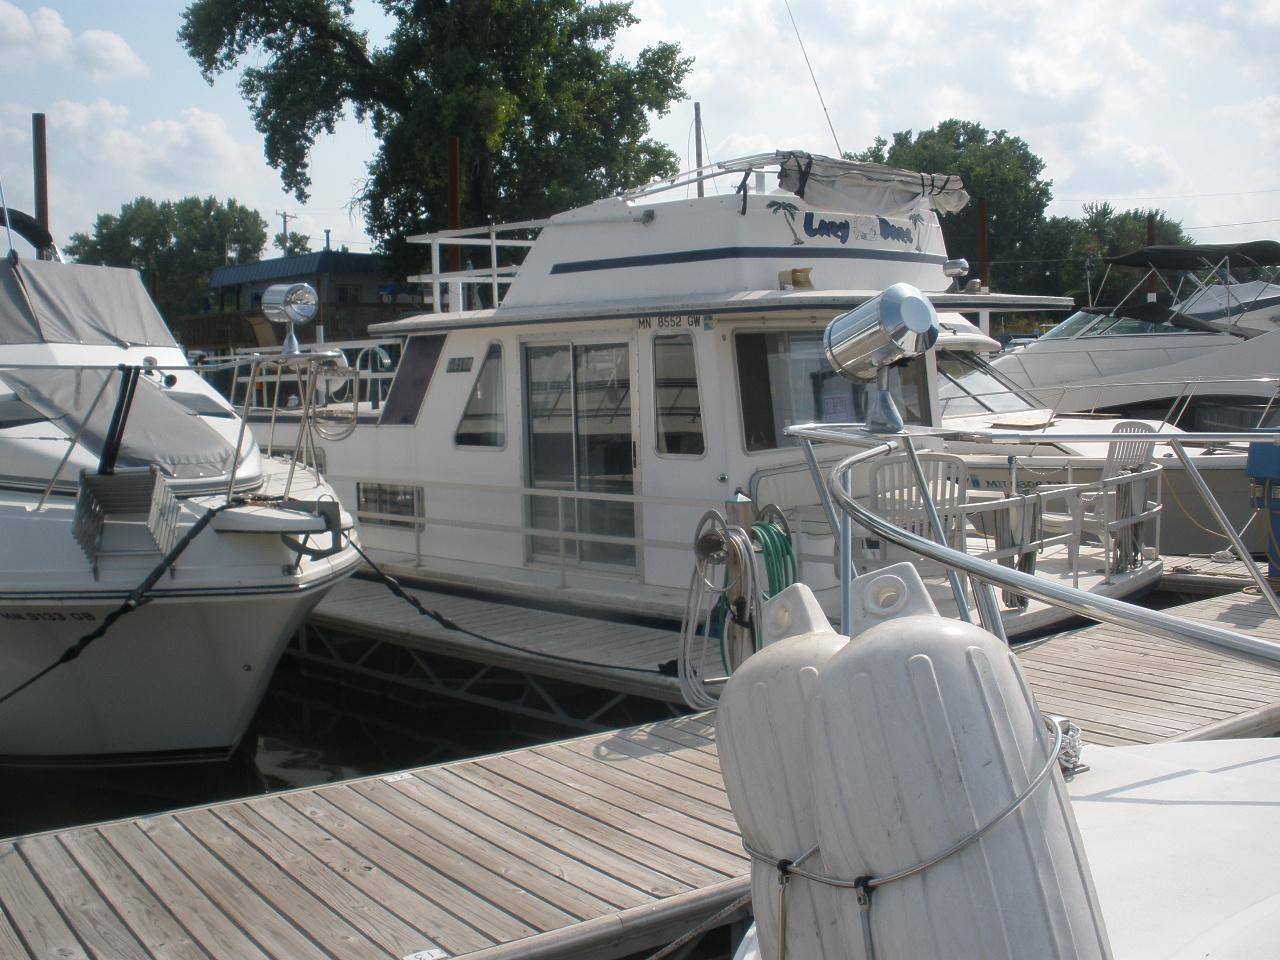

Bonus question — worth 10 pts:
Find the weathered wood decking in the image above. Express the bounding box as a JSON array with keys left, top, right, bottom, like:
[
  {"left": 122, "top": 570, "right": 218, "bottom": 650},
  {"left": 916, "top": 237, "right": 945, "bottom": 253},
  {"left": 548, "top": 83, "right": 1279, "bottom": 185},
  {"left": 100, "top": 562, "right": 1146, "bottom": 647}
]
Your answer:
[
  {"left": 0, "top": 713, "right": 743, "bottom": 960},
  {"left": 4, "top": 591, "right": 1280, "bottom": 959},
  {"left": 1160, "top": 553, "right": 1262, "bottom": 593}
]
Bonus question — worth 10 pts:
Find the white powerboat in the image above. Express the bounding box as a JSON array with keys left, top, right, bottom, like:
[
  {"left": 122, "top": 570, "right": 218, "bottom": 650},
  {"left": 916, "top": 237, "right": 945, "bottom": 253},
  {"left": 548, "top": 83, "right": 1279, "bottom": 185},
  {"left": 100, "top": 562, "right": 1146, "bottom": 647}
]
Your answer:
[
  {"left": 992, "top": 241, "right": 1280, "bottom": 430},
  {"left": 0, "top": 223, "right": 361, "bottom": 766},
  {"left": 225, "top": 152, "right": 1251, "bottom": 632}
]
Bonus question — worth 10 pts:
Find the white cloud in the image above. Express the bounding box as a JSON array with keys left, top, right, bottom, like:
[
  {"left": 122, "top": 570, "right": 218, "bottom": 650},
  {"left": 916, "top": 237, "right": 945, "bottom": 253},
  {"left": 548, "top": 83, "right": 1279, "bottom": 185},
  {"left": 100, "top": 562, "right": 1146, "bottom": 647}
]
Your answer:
[
  {"left": 0, "top": 3, "right": 143, "bottom": 80},
  {"left": 76, "top": 29, "right": 147, "bottom": 81}
]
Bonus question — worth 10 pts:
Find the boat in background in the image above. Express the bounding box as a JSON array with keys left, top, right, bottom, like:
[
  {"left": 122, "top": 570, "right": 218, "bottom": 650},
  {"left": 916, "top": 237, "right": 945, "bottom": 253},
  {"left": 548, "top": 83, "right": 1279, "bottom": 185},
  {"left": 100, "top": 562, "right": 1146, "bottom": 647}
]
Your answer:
[
  {"left": 218, "top": 152, "right": 1251, "bottom": 631},
  {"left": 992, "top": 240, "right": 1280, "bottom": 430},
  {"left": 0, "top": 212, "right": 361, "bottom": 766}
]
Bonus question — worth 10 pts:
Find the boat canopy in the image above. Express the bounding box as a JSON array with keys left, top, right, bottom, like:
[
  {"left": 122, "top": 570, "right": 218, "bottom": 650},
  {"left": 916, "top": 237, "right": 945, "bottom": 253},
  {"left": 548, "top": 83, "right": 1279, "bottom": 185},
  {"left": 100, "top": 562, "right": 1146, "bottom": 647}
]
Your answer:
[
  {"left": 0, "top": 255, "right": 177, "bottom": 348},
  {"left": 772, "top": 150, "right": 970, "bottom": 216},
  {"left": 1, "top": 366, "right": 239, "bottom": 479},
  {"left": 1105, "top": 240, "right": 1280, "bottom": 271}
]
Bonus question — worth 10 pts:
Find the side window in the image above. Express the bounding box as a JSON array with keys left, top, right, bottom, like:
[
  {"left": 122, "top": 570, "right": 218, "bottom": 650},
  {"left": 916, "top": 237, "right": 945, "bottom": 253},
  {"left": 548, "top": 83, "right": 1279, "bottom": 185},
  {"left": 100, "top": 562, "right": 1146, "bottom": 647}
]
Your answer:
[
  {"left": 455, "top": 343, "right": 505, "bottom": 447},
  {"left": 653, "top": 334, "right": 704, "bottom": 455},
  {"left": 356, "top": 482, "right": 423, "bottom": 528}
]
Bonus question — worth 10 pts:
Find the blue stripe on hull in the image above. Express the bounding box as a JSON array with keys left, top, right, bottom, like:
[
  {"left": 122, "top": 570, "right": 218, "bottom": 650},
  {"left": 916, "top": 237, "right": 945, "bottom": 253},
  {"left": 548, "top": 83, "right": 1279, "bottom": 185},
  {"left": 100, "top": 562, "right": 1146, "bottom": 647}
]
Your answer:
[{"left": 550, "top": 245, "right": 946, "bottom": 275}]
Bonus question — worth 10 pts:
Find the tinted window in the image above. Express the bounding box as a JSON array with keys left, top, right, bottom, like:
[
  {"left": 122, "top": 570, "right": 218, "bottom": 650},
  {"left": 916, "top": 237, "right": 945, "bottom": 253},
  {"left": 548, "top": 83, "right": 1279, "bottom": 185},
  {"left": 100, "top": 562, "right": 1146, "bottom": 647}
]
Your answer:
[
  {"left": 455, "top": 343, "right": 504, "bottom": 446},
  {"left": 653, "top": 334, "right": 704, "bottom": 455}
]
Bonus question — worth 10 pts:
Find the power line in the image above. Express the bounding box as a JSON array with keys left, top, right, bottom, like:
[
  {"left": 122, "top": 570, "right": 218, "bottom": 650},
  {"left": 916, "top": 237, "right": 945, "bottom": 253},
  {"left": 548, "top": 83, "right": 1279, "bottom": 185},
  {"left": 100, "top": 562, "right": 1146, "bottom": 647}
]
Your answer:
[
  {"left": 1050, "top": 187, "right": 1280, "bottom": 204},
  {"left": 1184, "top": 218, "right": 1280, "bottom": 231}
]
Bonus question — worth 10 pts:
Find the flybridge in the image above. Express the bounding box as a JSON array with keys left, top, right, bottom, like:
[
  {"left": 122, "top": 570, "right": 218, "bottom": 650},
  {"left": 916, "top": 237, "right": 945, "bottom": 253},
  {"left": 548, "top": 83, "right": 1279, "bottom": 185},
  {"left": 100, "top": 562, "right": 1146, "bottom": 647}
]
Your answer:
[{"left": 395, "top": 151, "right": 976, "bottom": 325}]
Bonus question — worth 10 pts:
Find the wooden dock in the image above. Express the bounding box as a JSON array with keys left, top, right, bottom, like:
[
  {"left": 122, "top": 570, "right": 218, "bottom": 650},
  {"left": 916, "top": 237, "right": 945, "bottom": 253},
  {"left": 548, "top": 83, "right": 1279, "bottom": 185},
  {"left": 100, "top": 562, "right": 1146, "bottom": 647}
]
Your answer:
[
  {"left": 1161, "top": 553, "right": 1264, "bottom": 594},
  {"left": 309, "top": 576, "right": 685, "bottom": 704},
  {"left": 4, "top": 592, "right": 1280, "bottom": 959},
  {"left": 0, "top": 713, "right": 745, "bottom": 960}
]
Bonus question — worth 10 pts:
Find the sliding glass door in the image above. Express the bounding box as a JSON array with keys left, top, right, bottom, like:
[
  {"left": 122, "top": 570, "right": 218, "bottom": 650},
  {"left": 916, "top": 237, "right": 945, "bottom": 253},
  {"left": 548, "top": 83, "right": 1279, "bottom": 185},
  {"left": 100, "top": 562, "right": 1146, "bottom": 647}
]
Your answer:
[{"left": 524, "top": 342, "right": 635, "bottom": 569}]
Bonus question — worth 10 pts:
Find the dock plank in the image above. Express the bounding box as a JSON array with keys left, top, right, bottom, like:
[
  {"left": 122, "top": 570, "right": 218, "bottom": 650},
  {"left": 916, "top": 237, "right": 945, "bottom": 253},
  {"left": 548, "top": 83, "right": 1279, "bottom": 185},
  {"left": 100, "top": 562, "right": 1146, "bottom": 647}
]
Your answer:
[
  {"left": 213, "top": 803, "right": 430, "bottom": 960},
  {"left": 16, "top": 835, "right": 150, "bottom": 960},
  {"left": 57, "top": 830, "right": 210, "bottom": 960},
  {"left": 0, "top": 844, "right": 90, "bottom": 960}
]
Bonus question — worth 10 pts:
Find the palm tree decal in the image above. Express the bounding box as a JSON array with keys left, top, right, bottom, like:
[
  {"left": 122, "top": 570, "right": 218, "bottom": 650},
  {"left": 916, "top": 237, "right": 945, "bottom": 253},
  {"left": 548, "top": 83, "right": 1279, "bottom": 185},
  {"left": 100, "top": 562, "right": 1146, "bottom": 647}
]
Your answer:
[
  {"left": 768, "top": 200, "right": 805, "bottom": 245},
  {"left": 908, "top": 212, "right": 925, "bottom": 251}
]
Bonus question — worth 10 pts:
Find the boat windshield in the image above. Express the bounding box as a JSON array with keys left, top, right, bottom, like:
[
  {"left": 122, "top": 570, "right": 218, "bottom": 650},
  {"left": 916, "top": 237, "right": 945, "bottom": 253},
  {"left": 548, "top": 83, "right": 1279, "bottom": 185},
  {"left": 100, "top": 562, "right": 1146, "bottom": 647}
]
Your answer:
[
  {"left": 936, "top": 352, "right": 1039, "bottom": 418},
  {"left": 1039, "top": 310, "right": 1106, "bottom": 340},
  {"left": 1041, "top": 309, "right": 1198, "bottom": 340},
  {"left": 735, "top": 329, "right": 930, "bottom": 451}
]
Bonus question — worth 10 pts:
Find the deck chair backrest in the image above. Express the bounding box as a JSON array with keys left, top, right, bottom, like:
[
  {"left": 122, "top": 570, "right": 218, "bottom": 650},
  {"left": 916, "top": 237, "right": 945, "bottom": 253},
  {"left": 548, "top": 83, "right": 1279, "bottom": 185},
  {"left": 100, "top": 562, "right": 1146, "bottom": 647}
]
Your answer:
[
  {"left": 1104, "top": 421, "right": 1157, "bottom": 477},
  {"left": 867, "top": 452, "right": 969, "bottom": 549}
]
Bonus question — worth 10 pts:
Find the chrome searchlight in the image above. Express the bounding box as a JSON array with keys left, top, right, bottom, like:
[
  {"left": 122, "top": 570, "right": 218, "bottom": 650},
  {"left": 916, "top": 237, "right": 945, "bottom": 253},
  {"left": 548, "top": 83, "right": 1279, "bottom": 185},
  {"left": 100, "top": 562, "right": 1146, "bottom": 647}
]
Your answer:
[
  {"left": 261, "top": 282, "right": 318, "bottom": 356},
  {"left": 824, "top": 283, "right": 939, "bottom": 433}
]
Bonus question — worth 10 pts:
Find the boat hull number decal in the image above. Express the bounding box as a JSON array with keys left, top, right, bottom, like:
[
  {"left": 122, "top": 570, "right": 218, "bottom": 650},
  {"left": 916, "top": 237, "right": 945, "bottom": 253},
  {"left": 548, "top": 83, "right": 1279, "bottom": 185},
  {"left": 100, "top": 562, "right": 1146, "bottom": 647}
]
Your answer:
[{"left": 636, "top": 315, "right": 703, "bottom": 330}]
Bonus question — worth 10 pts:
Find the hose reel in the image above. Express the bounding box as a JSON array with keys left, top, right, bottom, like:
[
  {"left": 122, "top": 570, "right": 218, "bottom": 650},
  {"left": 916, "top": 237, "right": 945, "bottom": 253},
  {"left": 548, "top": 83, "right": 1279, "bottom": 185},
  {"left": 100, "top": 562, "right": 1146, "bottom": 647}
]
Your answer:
[{"left": 678, "top": 490, "right": 798, "bottom": 709}]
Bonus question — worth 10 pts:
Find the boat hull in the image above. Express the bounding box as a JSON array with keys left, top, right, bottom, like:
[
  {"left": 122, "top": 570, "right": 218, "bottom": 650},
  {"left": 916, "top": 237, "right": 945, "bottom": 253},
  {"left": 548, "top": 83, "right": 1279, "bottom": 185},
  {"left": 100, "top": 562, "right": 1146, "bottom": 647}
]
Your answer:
[{"left": 0, "top": 582, "right": 339, "bottom": 766}]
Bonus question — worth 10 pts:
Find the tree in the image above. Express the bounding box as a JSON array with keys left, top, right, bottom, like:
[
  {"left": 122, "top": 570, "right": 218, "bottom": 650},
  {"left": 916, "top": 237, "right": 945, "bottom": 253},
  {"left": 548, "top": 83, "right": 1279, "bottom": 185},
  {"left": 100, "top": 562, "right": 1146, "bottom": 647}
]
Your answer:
[
  {"left": 849, "top": 120, "right": 1054, "bottom": 293},
  {"left": 179, "top": 0, "right": 691, "bottom": 273},
  {"left": 65, "top": 196, "right": 268, "bottom": 319},
  {"left": 275, "top": 230, "right": 312, "bottom": 256}
]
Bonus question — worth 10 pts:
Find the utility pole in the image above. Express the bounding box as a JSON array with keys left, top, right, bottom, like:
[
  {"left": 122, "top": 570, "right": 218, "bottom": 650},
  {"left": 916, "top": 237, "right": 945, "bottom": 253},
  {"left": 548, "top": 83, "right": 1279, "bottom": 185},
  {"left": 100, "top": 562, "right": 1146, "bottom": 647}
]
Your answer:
[{"left": 275, "top": 210, "right": 295, "bottom": 252}]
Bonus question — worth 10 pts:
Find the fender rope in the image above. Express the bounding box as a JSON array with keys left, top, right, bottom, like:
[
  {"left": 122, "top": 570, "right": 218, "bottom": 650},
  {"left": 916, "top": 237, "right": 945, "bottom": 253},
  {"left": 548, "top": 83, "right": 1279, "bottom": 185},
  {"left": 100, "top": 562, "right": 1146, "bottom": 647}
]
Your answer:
[{"left": 741, "top": 714, "right": 1067, "bottom": 959}]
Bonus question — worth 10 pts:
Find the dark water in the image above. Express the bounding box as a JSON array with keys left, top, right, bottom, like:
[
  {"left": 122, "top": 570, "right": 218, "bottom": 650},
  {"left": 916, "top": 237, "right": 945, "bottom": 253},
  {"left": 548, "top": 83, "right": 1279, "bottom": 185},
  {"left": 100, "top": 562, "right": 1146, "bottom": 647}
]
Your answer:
[{"left": 0, "top": 655, "right": 576, "bottom": 839}]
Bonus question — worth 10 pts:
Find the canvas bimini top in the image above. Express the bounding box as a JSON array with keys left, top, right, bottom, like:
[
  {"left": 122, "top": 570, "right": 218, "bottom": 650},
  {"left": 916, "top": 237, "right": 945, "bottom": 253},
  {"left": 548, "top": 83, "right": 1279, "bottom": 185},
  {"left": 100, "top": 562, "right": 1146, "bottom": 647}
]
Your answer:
[
  {"left": 1105, "top": 240, "right": 1280, "bottom": 271},
  {"left": 0, "top": 254, "right": 177, "bottom": 348}
]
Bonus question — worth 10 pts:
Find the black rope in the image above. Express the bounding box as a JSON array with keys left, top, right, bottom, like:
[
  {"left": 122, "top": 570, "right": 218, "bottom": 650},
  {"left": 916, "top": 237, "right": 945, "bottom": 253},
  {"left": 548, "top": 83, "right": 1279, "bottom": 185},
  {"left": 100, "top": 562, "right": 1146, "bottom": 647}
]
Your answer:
[
  {"left": 347, "top": 537, "right": 668, "bottom": 676},
  {"left": 0, "top": 499, "right": 244, "bottom": 708}
]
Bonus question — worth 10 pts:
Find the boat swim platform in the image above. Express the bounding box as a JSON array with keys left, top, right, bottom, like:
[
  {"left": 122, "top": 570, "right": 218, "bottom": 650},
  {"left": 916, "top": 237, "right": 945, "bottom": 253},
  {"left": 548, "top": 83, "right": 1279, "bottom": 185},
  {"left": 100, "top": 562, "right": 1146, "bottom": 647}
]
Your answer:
[{"left": 5, "top": 591, "right": 1280, "bottom": 960}]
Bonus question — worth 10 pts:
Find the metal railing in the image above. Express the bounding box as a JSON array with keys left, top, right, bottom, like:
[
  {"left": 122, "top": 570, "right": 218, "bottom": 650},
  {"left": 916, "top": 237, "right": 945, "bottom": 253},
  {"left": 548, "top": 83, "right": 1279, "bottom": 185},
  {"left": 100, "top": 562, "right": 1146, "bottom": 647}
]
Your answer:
[{"left": 787, "top": 423, "right": 1280, "bottom": 659}]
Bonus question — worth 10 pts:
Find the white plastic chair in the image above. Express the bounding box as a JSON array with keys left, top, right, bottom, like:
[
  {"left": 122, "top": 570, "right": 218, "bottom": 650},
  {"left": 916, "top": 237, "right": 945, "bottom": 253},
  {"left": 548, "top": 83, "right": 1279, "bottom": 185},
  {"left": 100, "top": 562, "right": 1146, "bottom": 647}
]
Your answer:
[{"left": 857, "top": 452, "right": 969, "bottom": 577}]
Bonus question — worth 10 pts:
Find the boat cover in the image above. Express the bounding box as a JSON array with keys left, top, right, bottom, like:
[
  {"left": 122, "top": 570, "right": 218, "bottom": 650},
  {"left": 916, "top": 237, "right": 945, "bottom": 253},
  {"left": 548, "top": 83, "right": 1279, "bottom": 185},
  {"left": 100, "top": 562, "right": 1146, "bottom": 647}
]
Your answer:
[
  {"left": 1105, "top": 240, "right": 1280, "bottom": 270},
  {"left": 0, "top": 366, "right": 238, "bottom": 479},
  {"left": 775, "top": 150, "right": 970, "bottom": 216},
  {"left": 0, "top": 255, "right": 177, "bottom": 347}
]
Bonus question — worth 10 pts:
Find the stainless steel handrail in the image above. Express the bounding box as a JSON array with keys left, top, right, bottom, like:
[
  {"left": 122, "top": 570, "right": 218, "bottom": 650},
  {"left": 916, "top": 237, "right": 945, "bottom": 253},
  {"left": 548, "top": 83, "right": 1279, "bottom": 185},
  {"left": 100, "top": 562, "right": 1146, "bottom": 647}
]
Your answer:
[{"left": 819, "top": 439, "right": 1280, "bottom": 663}]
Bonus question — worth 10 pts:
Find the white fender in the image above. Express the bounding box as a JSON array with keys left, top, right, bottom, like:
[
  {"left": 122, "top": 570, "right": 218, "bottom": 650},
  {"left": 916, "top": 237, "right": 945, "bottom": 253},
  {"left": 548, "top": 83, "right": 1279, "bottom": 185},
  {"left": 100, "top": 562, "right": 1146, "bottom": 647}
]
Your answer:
[
  {"left": 808, "top": 590, "right": 1112, "bottom": 958},
  {"left": 718, "top": 567, "right": 943, "bottom": 960},
  {"left": 718, "top": 621, "right": 847, "bottom": 960}
]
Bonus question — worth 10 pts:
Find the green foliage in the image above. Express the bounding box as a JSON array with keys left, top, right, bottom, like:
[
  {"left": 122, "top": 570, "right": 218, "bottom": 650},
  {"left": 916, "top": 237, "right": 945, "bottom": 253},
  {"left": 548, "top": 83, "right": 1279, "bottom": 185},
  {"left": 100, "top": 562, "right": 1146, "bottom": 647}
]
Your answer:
[
  {"left": 65, "top": 196, "right": 267, "bottom": 319},
  {"left": 848, "top": 120, "right": 1193, "bottom": 304},
  {"left": 850, "top": 120, "right": 1053, "bottom": 292},
  {"left": 179, "top": 0, "right": 691, "bottom": 273},
  {"left": 274, "top": 230, "right": 313, "bottom": 255}
]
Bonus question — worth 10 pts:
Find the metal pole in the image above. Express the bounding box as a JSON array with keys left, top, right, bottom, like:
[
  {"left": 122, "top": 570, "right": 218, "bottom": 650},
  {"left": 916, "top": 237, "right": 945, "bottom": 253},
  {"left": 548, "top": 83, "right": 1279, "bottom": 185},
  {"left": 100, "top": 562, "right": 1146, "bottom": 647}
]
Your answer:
[
  {"left": 840, "top": 467, "right": 853, "bottom": 634},
  {"left": 32, "top": 113, "right": 49, "bottom": 234},
  {"left": 694, "top": 102, "right": 704, "bottom": 198},
  {"left": 36, "top": 367, "right": 116, "bottom": 510},
  {"left": 973, "top": 581, "right": 1008, "bottom": 643},
  {"left": 902, "top": 435, "right": 973, "bottom": 622},
  {"left": 1168, "top": 440, "right": 1280, "bottom": 620},
  {"left": 226, "top": 361, "right": 260, "bottom": 502}
]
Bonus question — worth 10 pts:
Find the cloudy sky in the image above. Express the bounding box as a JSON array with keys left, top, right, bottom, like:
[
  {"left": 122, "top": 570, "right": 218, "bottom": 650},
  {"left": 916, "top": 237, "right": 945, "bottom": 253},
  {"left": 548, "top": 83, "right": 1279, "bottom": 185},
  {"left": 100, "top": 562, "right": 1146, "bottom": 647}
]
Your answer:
[{"left": 1, "top": 0, "right": 1277, "bottom": 263}]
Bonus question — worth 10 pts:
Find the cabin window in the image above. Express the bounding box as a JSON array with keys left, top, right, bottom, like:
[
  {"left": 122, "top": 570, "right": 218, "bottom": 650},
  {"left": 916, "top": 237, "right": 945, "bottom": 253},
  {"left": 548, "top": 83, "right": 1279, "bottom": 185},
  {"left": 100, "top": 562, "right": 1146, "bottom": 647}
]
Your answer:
[
  {"left": 355, "top": 482, "right": 424, "bottom": 528},
  {"left": 735, "top": 330, "right": 929, "bottom": 450},
  {"left": 653, "top": 334, "right": 704, "bottom": 456},
  {"left": 336, "top": 284, "right": 362, "bottom": 304},
  {"left": 455, "top": 343, "right": 505, "bottom": 447}
]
